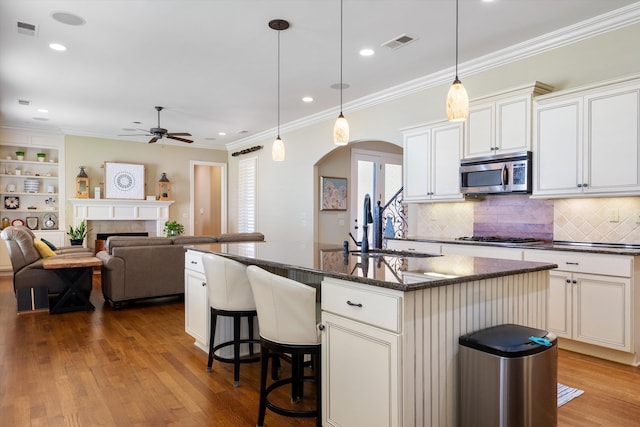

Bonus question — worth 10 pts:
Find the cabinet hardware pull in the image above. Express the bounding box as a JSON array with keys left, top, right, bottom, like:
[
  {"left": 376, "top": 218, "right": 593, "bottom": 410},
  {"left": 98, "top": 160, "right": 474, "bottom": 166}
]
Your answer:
[
  {"left": 201, "top": 282, "right": 206, "bottom": 287},
  {"left": 577, "top": 183, "right": 582, "bottom": 188},
  {"left": 190, "top": 260, "right": 198, "bottom": 264},
  {"left": 318, "top": 324, "right": 325, "bottom": 331},
  {"left": 572, "top": 280, "right": 577, "bottom": 284},
  {"left": 583, "top": 183, "right": 588, "bottom": 188},
  {"left": 566, "top": 279, "right": 571, "bottom": 284},
  {"left": 566, "top": 262, "right": 579, "bottom": 265},
  {"left": 346, "top": 300, "right": 363, "bottom": 308}
]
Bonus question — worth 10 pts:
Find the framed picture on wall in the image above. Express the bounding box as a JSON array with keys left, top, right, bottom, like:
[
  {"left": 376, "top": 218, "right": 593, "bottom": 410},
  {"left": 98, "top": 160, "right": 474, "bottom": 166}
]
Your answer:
[
  {"left": 320, "top": 176, "right": 347, "bottom": 211},
  {"left": 104, "top": 162, "right": 145, "bottom": 199}
]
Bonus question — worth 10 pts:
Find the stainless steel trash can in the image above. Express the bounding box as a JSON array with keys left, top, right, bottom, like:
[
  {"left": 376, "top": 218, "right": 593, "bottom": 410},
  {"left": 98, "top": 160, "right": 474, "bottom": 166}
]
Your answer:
[{"left": 459, "top": 324, "right": 558, "bottom": 427}]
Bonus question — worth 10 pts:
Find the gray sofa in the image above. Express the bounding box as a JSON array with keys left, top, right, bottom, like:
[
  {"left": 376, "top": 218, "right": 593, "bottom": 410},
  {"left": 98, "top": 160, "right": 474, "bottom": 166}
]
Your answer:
[{"left": 96, "top": 233, "right": 264, "bottom": 308}]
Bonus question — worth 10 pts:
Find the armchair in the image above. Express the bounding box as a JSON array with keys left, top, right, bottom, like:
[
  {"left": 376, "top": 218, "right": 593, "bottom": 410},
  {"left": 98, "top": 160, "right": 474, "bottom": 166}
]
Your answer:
[{"left": 1, "top": 226, "right": 93, "bottom": 312}]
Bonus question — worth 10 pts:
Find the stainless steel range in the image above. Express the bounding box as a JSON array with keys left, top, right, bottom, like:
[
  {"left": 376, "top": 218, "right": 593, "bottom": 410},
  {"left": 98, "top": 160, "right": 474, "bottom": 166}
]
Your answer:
[{"left": 455, "top": 236, "right": 545, "bottom": 246}]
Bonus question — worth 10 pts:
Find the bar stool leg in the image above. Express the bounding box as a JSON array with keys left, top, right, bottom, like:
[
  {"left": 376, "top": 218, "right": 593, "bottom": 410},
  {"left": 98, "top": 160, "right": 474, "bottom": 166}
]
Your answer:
[
  {"left": 248, "top": 314, "right": 255, "bottom": 356},
  {"left": 233, "top": 315, "right": 241, "bottom": 387},
  {"left": 257, "top": 342, "right": 270, "bottom": 427},
  {"left": 206, "top": 307, "right": 218, "bottom": 372}
]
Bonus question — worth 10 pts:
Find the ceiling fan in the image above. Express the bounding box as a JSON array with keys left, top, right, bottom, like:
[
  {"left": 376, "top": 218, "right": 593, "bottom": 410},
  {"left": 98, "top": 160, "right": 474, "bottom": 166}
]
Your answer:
[{"left": 121, "top": 106, "right": 193, "bottom": 143}]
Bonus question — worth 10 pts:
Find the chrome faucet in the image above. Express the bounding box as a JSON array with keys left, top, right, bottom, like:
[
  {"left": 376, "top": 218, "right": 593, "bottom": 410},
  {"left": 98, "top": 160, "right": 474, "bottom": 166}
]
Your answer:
[{"left": 347, "top": 194, "right": 374, "bottom": 254}]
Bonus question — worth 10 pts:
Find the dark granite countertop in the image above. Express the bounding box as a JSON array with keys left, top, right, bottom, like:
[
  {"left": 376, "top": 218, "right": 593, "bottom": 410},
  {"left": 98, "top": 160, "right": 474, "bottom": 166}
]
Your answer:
[
  {"left": 391, "top": 236, "right": 640, "bottom": 256},
  {"left": 188, "top": 242, "right": 556, "bottom": 292}
]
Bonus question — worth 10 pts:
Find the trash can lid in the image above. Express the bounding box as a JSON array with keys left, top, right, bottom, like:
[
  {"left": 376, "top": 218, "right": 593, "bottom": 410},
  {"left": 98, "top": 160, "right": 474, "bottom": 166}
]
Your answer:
[{"left": 459, "top": 324, "right": 557, "bottom": 358}]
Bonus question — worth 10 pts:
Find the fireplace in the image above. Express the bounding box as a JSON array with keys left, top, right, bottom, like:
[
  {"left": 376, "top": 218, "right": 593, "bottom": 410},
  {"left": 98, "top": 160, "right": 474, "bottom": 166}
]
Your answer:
[{"left": 70, "top": 199, "right": 174, "bottom": 250}]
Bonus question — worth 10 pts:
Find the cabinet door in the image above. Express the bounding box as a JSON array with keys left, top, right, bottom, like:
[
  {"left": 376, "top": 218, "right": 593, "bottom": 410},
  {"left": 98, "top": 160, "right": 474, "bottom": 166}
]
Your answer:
[
  {"left": 585, "top": 87, "right": 640, "bottom": 194},
  {"left": 322, "top": 311, "right": 400, "bottom": 427},
  {"left": 573, "top": 273, "right": 631, "bottom": 352},
  {"left": 185, "top": 268, "right": 209, "bottom": 351},
  {"left": 496, "top": 95, "right": 530, "bottom": 153},
  {"left": 430, "top": 122, "right": 463, "bottom": 201},
  {"left": 464, "top": 103, "right": 494, "bottom": 157},
  {"left": 403, "top": 130, "right": 430, "bottom": 202},
  {"left": 547, "top": 271, "right": 572, "bottom": 339},
  {"left": 533, "top": 98, "right": 583, "bottom": 196}
]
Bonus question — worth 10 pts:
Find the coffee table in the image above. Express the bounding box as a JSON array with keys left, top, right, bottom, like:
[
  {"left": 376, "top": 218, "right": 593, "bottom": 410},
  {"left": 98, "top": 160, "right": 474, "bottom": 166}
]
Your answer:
[{"left": 42, "top": 256, "right": 103, "bottom": 314}]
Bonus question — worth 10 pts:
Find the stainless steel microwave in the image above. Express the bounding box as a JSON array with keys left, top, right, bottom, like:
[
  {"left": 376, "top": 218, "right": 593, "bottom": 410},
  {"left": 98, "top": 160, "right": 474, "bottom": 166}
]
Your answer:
[{"left": 460, "top": 151, "right": 532, "bottom": 195}]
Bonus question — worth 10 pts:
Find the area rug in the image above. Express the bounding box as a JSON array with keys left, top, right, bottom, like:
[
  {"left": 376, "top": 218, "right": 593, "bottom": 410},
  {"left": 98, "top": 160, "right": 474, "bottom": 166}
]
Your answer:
[{"left": 558, "top": 383, "right": 584, "bottom": 407}]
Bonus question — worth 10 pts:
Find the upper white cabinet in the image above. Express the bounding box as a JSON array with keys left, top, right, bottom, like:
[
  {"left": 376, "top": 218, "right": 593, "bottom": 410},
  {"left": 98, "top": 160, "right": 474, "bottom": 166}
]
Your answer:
[
  {"left": 464, "top": 82, "right": 553, "bottom": 159},
  {"left": 533, "top": 75, "right": 640, "bottom": 197},
  {"left": 402, "top": 120, "right": 463, "bottom": 203}
]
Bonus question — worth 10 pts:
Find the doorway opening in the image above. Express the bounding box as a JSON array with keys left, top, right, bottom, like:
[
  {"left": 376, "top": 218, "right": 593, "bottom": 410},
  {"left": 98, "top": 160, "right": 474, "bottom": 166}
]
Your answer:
[{"left": 190, "top": 161, "right": 227, "bottom": 236}]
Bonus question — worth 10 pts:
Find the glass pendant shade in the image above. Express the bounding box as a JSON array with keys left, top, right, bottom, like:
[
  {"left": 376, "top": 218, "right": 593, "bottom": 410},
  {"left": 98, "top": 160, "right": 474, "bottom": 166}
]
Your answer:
[
  {"left": 333, "top": 113, "right": 349, "bottom": 146},
  {"left": 446, "top": 78, "right": 469, "bottom": 122},
  {"left": 272, "top": 136, "right": 285, "bottom": 161}
]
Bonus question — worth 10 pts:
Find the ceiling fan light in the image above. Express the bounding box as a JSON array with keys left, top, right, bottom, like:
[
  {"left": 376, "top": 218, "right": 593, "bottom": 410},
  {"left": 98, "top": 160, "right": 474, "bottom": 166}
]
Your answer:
[
  {"left": 446, "top": 79, "right": 469, "bottom": 122},
  {"left": 333, "top": 113, "right": 349, "bottom": 146},
  {"left": 272, "top": 136, "right": 285, "bottom": 161}
]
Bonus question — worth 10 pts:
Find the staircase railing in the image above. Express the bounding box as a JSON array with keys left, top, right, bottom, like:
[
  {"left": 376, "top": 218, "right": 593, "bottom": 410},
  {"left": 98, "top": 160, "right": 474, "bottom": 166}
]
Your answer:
[{"left": 373, "top": 186, "right": 407, "bottom": 249}]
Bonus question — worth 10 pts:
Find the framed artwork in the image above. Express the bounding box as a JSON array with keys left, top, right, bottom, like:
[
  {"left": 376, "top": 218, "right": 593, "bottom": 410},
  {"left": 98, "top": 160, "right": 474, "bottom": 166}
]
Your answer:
[
  {"left": 320, "top": 176, "right": 347, "bottom": 211},
  {"left": 104, "top": 162, "right": 145, "bottom": 199}
]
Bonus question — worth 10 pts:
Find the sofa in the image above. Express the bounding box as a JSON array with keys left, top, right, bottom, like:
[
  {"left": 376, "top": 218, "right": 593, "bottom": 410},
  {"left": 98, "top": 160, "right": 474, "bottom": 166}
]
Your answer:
[{"left": 96, "top": 232, "right": 264, "bottom": 308}]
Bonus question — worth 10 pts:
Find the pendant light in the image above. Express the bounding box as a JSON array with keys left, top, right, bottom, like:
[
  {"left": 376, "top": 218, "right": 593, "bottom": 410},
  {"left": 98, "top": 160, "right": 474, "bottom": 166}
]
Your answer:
[
  {"left": 333, "top": 0, "right": 349, "bottom": 146},
  {"left": 446, "top": 0, "right": 469, "bottom": 122},
  {"left": 269, "top": 19, "right": 289, "bottom": 161}
]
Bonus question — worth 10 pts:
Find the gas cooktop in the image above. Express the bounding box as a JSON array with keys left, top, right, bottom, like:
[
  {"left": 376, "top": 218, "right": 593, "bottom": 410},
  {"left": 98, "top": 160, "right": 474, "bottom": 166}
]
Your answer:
[{"left": 455, "top": 236, "right": 545, "bottom": 246}]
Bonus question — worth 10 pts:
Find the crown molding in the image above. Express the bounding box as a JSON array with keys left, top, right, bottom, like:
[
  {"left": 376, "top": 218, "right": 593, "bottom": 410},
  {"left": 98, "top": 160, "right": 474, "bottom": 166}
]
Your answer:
[{"left": 226, "top": 2, "right": 640, "bottom": 151}]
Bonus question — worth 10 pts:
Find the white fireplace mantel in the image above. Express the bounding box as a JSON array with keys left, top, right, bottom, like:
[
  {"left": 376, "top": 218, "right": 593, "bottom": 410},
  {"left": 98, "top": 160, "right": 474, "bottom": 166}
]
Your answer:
[{"left": 69, "top": 198, "right": 174, "bottom": 236}]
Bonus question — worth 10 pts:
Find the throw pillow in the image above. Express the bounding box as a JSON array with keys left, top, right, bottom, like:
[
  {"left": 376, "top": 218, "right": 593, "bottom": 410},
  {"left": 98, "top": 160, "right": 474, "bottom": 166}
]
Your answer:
[
  {"left": 40, "top": 237, "right": 58, "bottom": 251},
  {"left": 34, "top": 238, "right": 56, "bottom": 258}
]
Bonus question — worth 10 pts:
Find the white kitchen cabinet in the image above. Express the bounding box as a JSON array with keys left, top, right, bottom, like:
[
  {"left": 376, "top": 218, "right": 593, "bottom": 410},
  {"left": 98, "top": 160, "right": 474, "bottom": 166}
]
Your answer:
[
  {"left": 402, "top": 121, "right": 463, "bottom": 203},
  {"left": 524, "top": 250, "right": 633, "bottom": 352},
  {"left": 533, "top": 75, "right": 640, "bottom": 197},
  {"left": 185, "top": 250, "right": 209, "bottom": 352},
  {"left": 321, "top": 278, "right": 402, "bottom": 427},
  {"left": 464, "top": 82, "right": 553, "bottom": 158}
]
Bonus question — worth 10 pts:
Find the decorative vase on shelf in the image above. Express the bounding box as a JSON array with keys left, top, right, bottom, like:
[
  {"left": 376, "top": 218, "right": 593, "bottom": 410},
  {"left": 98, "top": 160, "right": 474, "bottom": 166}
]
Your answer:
[
  {"left": 15, "top": 151, "right": 24, "bottom": 161},
  {"left": 37, "top": 153, "right": 46, "bottom": 162}
]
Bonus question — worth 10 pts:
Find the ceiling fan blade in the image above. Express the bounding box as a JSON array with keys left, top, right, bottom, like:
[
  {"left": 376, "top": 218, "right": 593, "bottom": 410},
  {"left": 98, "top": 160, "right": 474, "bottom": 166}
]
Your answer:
[
  {"left": 167, "top": 132, "right": 191, "bottom": 136},
  {"left": 167, "top": 135, "right": 193, "bottom": 143},
  {"left": 148, "top": 137, "right": 159, "bottom": 144}
]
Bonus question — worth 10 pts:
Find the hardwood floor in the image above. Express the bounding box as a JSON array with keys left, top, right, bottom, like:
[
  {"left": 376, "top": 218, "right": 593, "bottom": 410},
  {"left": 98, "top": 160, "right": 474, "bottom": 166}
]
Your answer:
[{"left": 0, "top": 275, "right": 639, "bottom": 426}]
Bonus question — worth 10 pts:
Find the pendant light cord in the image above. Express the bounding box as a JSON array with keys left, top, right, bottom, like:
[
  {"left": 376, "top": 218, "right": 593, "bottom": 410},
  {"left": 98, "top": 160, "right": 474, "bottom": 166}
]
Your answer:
[
  {"left": 455, "top": 0, "right": 459, "bottom": 80},
  {"left": 340, "top": 0, "right": 344, "bottom": 114},
  {"left": 277, "top": 29, "right": 281, "bottom": 138}
]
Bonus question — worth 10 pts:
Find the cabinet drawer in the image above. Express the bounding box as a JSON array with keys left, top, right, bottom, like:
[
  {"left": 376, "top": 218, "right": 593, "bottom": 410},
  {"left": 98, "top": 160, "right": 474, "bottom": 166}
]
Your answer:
[
  {"left": 523, "top": 250, "right": 632, "bottom": 277},
  {"left": 386, "top": 239, "right": 441, "bottom": 255},
  {"left": 322, "top": 280, "right": 402, "bottom": 333},
  {"left": 185, "top": 250, "right": 205, "bottom": 274}
]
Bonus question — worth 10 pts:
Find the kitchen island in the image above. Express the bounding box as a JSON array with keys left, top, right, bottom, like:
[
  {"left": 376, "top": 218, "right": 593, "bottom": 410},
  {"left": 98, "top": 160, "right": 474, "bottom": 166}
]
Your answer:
[{"left": 185, "top": 242, "right": 556, "bottom": 427}]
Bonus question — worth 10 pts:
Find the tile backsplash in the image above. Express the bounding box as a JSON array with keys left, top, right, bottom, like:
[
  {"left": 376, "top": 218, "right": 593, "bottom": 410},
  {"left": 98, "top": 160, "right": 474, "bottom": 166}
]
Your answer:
[{"left": 413, "top": 195, "right": 640, "bottom": 244}]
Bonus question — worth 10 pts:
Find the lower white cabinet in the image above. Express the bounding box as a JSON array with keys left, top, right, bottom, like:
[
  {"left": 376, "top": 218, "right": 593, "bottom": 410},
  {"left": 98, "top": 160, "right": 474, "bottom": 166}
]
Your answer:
[
  {"left": 185, "top": 250, "right": 209, "bottom": 352},
  {"left": 321, "top": 278, "right": 402, "bottom": 427},
  {"left": 524, "top": 250, "right": 634, "bottom": 353},
  {"left": 548, "top": 270, "right": 631, "bottom": 351}
]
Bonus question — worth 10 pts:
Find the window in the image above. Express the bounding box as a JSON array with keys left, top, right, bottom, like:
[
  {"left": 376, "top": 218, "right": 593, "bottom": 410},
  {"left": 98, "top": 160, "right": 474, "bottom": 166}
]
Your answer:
[{"left": 238, "top": 157, "right": 257, "bottom": 256}]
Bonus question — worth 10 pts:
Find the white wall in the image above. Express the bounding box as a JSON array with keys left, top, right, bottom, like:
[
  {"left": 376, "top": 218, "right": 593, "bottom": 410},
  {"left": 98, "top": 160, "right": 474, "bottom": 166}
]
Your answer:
[{"left": 227, "top": 22, "right": 640, "bottom": 244}]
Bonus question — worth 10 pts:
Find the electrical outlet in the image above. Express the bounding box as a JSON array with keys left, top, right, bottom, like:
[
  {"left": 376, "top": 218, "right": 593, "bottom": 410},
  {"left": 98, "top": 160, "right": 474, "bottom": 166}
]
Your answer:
[{"left": 608, "top": 208, "right": 619, "bottom": 223}]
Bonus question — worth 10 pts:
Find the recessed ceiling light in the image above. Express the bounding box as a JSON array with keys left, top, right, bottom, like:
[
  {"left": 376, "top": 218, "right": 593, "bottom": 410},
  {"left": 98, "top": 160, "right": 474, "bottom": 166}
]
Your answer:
[
  {"left": 359, "top": 48, "right": 375, "bottom": 57},
  {"left": 37, "top": 108, "right": 48, "bottom": 113},
  {"left": 330, "top": 83, "right": 350, "bottom": 90},
  {"left": 218, "top": 132, "right": 227, "bottom": 136},
  {"left": 133, "top": 121, "right": 142, "bottom": 124},
  {"left": 122, "top": 128, "right": 137, "bottom": 132},
  {"left": 302, "top": 96, "right": 314, "bottom": 103},
  {"left": 49, "top": 43, "right": 67, "bottom": 51},
  {"left": 205, "top": 137, "right": 217, "bottom": 141},
  {"left": 51, "top": 11, "right": 86, "bottom": 26}
]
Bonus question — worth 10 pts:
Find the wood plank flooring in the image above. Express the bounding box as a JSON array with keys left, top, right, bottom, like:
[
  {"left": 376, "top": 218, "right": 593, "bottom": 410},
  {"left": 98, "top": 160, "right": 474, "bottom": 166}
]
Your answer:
[{"left": 0, "top": 275, "right": 639, "bottom": 426}]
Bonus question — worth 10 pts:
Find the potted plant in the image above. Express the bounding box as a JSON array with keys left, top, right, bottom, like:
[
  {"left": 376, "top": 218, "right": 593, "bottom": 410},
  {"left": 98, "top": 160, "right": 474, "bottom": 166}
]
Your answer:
[
  {"left": 15, "top": 151, "right": 24, "bottom": 161},
  {"left": 67, "top": 220, "right": 88, "bottom": 245},
  {"left": 37, "top": 153, "right": 46, "bottom": 162},
  {"left": 163, "top": 220, "right": 184, "bottom": 237}
]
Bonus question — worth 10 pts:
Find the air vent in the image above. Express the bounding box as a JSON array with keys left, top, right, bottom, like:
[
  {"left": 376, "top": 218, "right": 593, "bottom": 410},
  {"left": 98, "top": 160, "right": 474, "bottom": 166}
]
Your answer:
[
  {"left": 18, "top": 99, "right": 31, "bottom": 106},
  {"left": 17, "top": 21, "right": 37, "bottom": 36},
  {"left": 381, "top": 34, "right": 416, "bottom": 50}
]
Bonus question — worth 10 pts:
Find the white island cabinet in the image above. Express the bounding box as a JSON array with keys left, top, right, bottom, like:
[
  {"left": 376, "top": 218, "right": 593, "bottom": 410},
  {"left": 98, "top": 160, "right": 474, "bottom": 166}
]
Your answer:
[{"left": 185, "top": 250, "right": 209, "bottom": 352}]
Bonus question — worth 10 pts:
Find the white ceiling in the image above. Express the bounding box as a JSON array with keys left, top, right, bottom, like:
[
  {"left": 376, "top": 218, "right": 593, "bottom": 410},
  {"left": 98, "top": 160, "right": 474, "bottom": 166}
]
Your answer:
[{"left": 1, "top": 0, "right": 638, "bottom": 150}]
